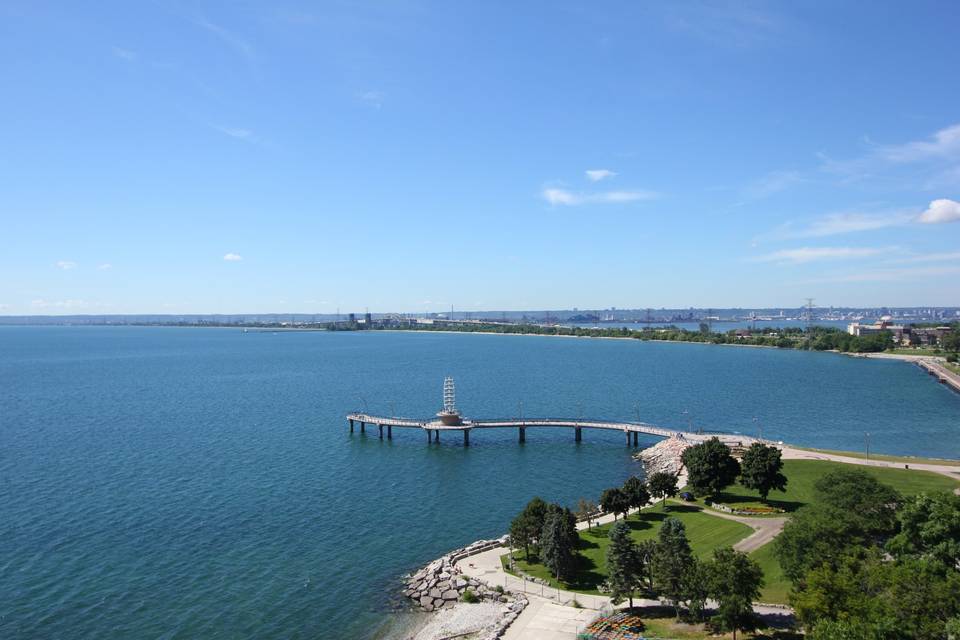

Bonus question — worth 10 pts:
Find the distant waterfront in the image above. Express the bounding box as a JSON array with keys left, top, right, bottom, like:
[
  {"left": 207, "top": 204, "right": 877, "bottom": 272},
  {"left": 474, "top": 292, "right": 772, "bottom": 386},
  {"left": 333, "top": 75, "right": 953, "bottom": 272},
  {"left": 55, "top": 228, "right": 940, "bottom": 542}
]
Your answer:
[{"left": 1, "top": 327, "right": 958, "bottom": 639}]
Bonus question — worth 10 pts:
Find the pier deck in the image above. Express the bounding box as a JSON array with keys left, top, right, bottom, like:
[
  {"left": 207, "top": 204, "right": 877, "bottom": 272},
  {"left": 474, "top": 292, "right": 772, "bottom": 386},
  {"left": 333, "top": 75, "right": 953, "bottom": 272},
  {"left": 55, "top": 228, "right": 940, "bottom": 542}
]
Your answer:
[{"left": 346, "top": 412, "right": 755, "bottom": 447}]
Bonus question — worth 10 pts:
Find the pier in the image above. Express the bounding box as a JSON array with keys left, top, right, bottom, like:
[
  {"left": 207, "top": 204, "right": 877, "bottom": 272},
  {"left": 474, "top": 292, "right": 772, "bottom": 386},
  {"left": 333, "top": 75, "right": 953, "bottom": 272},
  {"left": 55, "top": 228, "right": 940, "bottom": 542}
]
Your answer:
[{"left": 346, "top": 378, "right": 752, "bottom": 448}]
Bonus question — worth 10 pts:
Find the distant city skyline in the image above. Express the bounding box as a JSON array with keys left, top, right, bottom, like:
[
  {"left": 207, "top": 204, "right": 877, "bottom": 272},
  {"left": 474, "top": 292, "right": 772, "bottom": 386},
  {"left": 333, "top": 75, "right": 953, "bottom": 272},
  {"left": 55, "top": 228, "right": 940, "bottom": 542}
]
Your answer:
[{"left": 2, "top": 2, "right": 959, "bottom": 314}]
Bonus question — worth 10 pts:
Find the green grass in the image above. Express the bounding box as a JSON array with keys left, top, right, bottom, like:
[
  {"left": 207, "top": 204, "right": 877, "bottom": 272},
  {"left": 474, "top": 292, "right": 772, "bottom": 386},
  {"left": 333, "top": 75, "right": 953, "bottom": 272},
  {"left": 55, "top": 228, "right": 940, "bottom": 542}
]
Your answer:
[
  {"left": 502, "top": 505, "right": 752, "bottom": 594},
  {"left": 792, "top": 446, "right": 960, "bottom": 466},
  {"left": 889, "top": 347, "right": 941, "bottom": 356},
  {"left": 749, "top": 543, "right": 790, "bottom": 604},
  {"left": 689, "top": 459, "right": 960, "bottom": 514}
]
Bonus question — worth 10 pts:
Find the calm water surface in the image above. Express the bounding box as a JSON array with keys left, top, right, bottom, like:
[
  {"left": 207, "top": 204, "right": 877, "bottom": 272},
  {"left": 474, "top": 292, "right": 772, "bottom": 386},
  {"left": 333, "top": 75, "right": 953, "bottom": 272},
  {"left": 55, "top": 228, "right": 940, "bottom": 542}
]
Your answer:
[{"left": 1, "top": 327, "right": 958, "bottom": 638}]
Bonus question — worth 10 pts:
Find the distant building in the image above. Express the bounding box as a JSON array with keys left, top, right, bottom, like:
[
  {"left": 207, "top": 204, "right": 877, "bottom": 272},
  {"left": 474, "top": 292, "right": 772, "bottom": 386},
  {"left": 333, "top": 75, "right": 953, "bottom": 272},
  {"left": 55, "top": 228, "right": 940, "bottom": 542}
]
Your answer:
[{"left": 847, "top": 320, "right": 905, "bottom": 339}]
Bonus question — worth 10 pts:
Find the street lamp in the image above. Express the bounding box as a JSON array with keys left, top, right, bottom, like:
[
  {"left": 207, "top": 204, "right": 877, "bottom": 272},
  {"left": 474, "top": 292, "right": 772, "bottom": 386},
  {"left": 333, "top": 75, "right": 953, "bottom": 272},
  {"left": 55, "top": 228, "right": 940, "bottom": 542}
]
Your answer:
[{"left": 864, "top": 431, "right": 871, "bottom": 460}]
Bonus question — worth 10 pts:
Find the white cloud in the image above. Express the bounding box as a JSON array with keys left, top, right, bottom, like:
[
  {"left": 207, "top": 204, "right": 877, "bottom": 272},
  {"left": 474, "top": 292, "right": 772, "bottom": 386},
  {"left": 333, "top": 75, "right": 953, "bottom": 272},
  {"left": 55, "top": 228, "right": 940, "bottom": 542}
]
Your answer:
[
  {"left": 743, "top": 170, "right": 803, "bottom": 199},
  {"left": 585, "top": 169, "right": 616, "bottom": 182},
  {"left": 55, "top": 260, "right": 77, "bottom": 270},
  {"left": 542, "top": 187, "right": 658, "bottom": 206},
  {"left": 751, "top": 246, "right": 896, "bottom": 265},
  {"left": 881, "top": 123, "right": 960, "bottom": 163},
  {"left": 111, "top": 46, "right": 137, "bottom": 61},
  {"left": 30, "top": 299, "right": 93, "bottom": 309},
  {"left": 762, "top": 211, "right": 912, "bottom": 242},
  {"left": 890, "top": 251, "right": 960, "bottom": 264},
  {"left": 917, "top": 198, "right": 960, "bottom": 224},
  {"left": 358, "top": 90, "right": 384, "bottom": 108},
  {"left": 223, "top": 253, "right": 243, "bottom": 261},
  {"left": 97, "top": 263, "right": 113, "bottom": 270},
  {"left": 216, "top": 126, "right": 255, "bottom": 140}
]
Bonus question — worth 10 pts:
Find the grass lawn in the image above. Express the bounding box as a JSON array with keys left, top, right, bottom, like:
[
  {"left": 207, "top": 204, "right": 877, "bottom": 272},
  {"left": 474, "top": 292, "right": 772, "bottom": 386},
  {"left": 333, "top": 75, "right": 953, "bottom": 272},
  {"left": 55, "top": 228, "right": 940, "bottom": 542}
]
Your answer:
[
  {"left": 583, "top": 607, "right": 800, "bottom": 639},
  {"left": 502, "top": 504, "right": 752, "bottom": 594},
  {"left": 945, "top": 361, "right": 960, "bottom": 375},
  {"left": 749, "top": 543, "right": 790, "bottom": 604},
  {"left": 687, "top": 459, "right": 960, "bottom": 514},
  {"left": 792, "top": 446, "right": 960, "bottom": 466},
  {"left": 888, "top": 348, "right": 942, "bottom": 356}
]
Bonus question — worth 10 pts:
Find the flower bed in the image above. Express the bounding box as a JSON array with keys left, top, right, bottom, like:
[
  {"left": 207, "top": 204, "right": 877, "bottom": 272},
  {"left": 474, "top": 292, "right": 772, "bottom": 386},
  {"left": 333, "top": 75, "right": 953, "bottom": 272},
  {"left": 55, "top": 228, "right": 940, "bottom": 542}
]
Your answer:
[{"left": 578, "top": 611, "right": 646, "bottom": 640}]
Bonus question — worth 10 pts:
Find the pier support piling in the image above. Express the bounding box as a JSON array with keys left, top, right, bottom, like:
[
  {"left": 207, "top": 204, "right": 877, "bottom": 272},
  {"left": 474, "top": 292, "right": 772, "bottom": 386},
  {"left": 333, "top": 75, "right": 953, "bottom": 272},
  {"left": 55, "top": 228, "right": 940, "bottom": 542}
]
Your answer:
[
  {"left": 360, "top": 421, "right": 365, "bottom": 434},
  {"left": 625, "top": 430, "right": 630, "bottom": 446},
  {"left": 349, "top": 419, "right": 354, "bottom": 433},
  {"left": 463, "top": 430, "right": 470, "bottom": 446},
  {"left": 519, "top": 427, "right": 526, "bottom": 444},
  {"left": 575, "top": 427, "right": 582, "bottom": 442},
  {"left": 435, "top": 430, "right": 440, "bottom": 442},
  {"left": 387, "top": 425, "right": 392, "bottom": 439},
  {"left": 378, "top": 424, "right": 383, "bottom": 439},
  {"left": 426, "top": 429, "right": 431, "bottom": 443},
  {"left": 632, "top": 432, "right": 638, "bottom": 447}
]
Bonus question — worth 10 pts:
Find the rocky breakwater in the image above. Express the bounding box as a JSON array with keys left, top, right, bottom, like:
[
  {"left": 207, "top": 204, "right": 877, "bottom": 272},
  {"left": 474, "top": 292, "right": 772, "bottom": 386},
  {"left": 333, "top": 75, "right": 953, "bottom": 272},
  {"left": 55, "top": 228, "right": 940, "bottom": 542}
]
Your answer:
[
  {"left": 403, "top": 537, "right": 528, "bottom": 640},
  {"left": 635, "top": 435, "right": 691, "bottom": 484}
]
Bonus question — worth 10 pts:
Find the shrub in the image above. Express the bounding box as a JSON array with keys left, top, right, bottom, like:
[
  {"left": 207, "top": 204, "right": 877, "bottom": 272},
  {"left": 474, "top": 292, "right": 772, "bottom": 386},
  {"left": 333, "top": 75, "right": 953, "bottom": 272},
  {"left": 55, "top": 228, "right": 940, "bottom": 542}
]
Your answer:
[
  {"left": 493, "top": 585, "right": 504, "bottom": 594},
  {"left": 460, "top": 589, "right": 479, "bottom": 603}
]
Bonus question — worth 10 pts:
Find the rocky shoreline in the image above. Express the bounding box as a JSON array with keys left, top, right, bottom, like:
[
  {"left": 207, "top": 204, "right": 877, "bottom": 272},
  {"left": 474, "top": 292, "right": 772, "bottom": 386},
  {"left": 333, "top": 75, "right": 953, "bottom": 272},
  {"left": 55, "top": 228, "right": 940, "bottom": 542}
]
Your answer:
[
  {"left": 403, "top": 537, "right": 528, "bottom": 640},
  {"left": 634, "top": 434, "right": 691, "bottom": 481}
]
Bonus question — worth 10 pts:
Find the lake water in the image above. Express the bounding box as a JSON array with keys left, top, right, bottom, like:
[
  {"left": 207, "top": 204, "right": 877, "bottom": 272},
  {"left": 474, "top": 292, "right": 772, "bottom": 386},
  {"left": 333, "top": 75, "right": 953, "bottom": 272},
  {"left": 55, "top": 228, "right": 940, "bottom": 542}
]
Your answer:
[{"left": 2, "top": 327, "right": 958, "bottom": 639}]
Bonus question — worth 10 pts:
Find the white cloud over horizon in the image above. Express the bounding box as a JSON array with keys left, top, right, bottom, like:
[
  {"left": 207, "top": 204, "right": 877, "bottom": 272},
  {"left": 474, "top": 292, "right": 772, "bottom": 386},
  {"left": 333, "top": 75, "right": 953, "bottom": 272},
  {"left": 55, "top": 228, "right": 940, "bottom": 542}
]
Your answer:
[
  {"left": 97, "top": 263, "right": 113, "bottom": 270},
  {"left": 223, "top": 253, "right": 243, "bottom": 261},
  {"left": 751, "top": 246, "right": 897, "bottom": 265},
  {"left": 542, "top": 187, "right": 657, "bottom": 206},
  {"left": 880, "top": 123, "right": 960, "bottom": 164},
  {"left": 917, "top": 198, "right": 960, "bottom": 224},
  {"left": 585, "top": 169, "right": 617, "bottom": 182}
]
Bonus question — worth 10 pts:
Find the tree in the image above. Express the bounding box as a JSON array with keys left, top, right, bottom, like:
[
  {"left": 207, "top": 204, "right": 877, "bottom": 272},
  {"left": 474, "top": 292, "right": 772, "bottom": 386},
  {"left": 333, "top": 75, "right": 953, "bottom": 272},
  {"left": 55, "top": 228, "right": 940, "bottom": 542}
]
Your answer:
[
  {"left": 606, "top": 520, "right": 641, "bottom": 608},
  {"left": 738, "top": 442, "right": 787, "bottom": 502},
  {"left": 622, "top": 476, "right": 651, "bottom": 511},
  {"left": 812, "top": 469, "right": 901, "bottom": 537},
  {"left": 600, "top": 487, "right": 630, "bottom": 520},
  {"left": 522, "top": 497, "right": 550, "bottom": 543},
  {"left": 681, "top": 558, "right": 712, "bottom": 622},
  {"left": 635, "top": 539, "right": 658, "bottom": 594},
  {"left": 809, "top": 620, "right": 889, "bottom": 640},
  {"left": 575, "top": 497, "right": 599, "bottom": 529},
  {"left": 682, "top": 437, "right": 741, "bottom": 499},
  {"left": 652, "top": 517, "right": 693, "bottom": 616},
  {"left": 509, "top": 511, "right": 538, "bottom": 560},
  {"left": 541, "top": 505, "right": 577, "bottom": 581},
  {"left": 708, "top": 547, "right": 764, "bottom": 640},
  {"left": 647, "top": 472, "right": 679, "bottom": 510},
  {"left": 886, "top": 491, "right": 960, "bottom": 568},
  {"left": 774, "top": 503, "right": 866, "bottom": 583}
]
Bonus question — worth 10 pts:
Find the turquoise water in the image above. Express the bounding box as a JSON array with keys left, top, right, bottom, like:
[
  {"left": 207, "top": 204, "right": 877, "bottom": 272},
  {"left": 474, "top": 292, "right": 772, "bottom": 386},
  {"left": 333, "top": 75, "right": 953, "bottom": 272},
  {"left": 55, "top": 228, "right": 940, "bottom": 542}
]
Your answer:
[{"left": 1, "top": 327, "right": 958, "bottom": 639}]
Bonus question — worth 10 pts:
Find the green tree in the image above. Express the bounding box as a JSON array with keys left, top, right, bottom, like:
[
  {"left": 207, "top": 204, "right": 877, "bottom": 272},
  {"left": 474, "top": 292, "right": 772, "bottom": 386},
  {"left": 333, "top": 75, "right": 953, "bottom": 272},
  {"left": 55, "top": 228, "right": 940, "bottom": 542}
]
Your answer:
[
  {"left": 652, "top": 517, "right": 693, "bottom": 617},
  {"left": 600, "top": 487, "right": 630, "bottom": 520},
  {"left": 522, "top": 496, "right": 550, "bottom": 543},
  {"left": 738, "top": 442, "right": 787, "bottom": 502},
  {"left": 812, "top": 469, "right": 901, "bottom": 537},
  {"left": 509, "top": 511, "right": 538, "bottom": 560},
  {"left": 708, "top": 547, "right": 764, "bottom": 640},
  {"left": 886, "top": 491, "right": 960, "bottom": 568},
  {"left": 647, "top": 472, "right": 678, "bottom": 510},
  {"left": 606, "top": 520, "right": 641, "bottom": 608},
  {"left": 575, "top": 497, "right": 599, "bottom": 529},
  {"left": 622, "top": 476, "right": 651, "bottom": 511},
  {"left": 541, "top": 505, "right": 577, "bottom": 581},
  {"left": 809, "top": 620, "right": 889, "bottom": 640},
  {"left": 774, "top": 503, "right": 865, "bottom": 583},
  {"left": 681, "top": 437, "right": 741, "bottom": 499},
  {"left": 681, "top": 557, "right": 711, "bottom": 622},
  {"left": 636, "top": 539, "right": 658, "bottom": 593}
]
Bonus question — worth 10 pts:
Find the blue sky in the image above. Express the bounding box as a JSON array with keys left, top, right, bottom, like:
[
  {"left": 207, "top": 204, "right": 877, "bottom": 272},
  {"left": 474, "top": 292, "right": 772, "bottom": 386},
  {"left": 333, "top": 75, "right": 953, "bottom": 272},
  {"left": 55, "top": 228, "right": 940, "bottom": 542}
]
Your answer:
[{"left": 1, "top": 1, "right": 959, "bottom": 315}]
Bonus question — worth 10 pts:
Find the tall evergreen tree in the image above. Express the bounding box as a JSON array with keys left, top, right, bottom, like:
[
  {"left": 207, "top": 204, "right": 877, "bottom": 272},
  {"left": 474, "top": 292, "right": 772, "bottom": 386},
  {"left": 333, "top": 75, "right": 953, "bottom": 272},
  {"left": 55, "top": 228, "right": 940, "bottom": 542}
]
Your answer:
[
  {"left": 636, "top": 539, "right": 658, "bottom": 593},
  {"left": 739, "top": 442, "right": 788, "bottom": 502},
  {"left": 540, "top": 505, "right": 576, "bottom": 581},
  {"left": 681, "top": 437, "right": 741, "bottom": 499},
  {"left": 606, "top": 520, "right": 641, "bottom": 608},
  {"left": 652, "top": 517, "right": 693, "bottom": 616}
]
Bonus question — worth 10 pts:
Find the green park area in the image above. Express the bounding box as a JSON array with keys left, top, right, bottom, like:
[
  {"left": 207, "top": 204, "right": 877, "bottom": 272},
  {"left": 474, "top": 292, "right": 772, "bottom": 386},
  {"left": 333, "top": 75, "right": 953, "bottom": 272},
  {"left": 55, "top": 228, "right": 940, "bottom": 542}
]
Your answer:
[{"left": 503, "top": 458, "right": 959, "bottom": 604}]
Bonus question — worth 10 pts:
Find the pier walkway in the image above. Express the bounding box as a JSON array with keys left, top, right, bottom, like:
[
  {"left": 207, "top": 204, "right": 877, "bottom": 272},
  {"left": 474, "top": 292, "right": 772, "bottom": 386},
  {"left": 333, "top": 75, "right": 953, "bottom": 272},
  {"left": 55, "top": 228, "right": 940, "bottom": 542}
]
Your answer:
[{"left": 346, "top": 412, "right": 751, "bottom": 447}]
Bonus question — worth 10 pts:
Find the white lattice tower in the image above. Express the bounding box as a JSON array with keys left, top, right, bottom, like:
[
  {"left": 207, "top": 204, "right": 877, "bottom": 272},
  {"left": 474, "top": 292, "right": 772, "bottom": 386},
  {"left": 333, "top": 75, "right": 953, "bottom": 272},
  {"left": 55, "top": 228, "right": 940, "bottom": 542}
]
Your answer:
[{"left": 443, "top": 377, "right": 457, "bottom": 414}]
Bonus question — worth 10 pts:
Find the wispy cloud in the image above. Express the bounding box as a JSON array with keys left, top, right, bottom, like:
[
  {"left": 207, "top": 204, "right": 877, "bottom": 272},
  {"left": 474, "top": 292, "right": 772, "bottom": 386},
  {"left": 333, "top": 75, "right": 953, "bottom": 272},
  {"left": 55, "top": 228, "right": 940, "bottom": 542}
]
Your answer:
[
  {"left": 917, "top": 198, "right": 960, "bottom": 224},
  {"left": 759, "top": 210, "right": 912, "bottom": 242},
  {"left": 879, "top": 123, "right": 960, "bottom": 164},
  {"left": 111, "top": 46, "right": 137, "bottom": 61},
  {"left": 585, "top": 169, "right": 616, "bottom": 182},
  {"left": 30, "top": 299, "right": 106, "bottom": 309},
  {"left": 542, "top": 187, "right": 658, "bottom": 206},
  {"left": 804, "top": 265, "right": 960, "bottom": 283},
  {"left": 214, "top": 126, "right": 258, "bottom": 142},
  {"left": 742, "top": 170, "right": 803, "bottom": 199},
  {"left": 194, "top": 18, "right": 255, "bottom": 63},
  {"left": 889, "top": 251, "right": 960, "bottom": 264},
  {"left": 223, "top": 253, "right": 243, "bottom": 261},
  {"left": 97, "top": 263, "right": 113, "bottom": 270},
  {"left": 55, "top": 260, "right": 77, "bottom": 270},
  {"left": 750, "top": 246, "right": 897, "bottom": 265},
  {"left": 358, "top": 90, "right": 384, "bottom": 109}
]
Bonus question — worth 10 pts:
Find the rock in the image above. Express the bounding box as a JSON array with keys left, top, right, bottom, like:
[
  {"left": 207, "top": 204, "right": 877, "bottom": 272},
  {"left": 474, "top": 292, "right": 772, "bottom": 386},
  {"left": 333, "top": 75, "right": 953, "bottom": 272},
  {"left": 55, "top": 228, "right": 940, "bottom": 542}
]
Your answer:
[
  {"left": 454, "top": 577, "right": 467, "bottom": 588},
  {"left": 419, "top": 595, "right": 433, "bottom": 608},
  {"left": 442, "top": 589, "right": 459, "bottom": 600},
  {"left": 434, "top": 598, "right": 446, "bottom": 609},
  {"left": 429, "top": 588, "right": 442, "bottom": 599}
]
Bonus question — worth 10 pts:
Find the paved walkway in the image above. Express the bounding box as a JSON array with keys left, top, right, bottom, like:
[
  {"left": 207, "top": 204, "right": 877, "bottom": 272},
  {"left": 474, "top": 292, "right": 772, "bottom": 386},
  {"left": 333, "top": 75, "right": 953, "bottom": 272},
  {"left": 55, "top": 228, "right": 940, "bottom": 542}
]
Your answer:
[
  {"left": 696, "top": 506, "right": 787, "bottom": 553},
  {"left": 781, "top": 445, "right": 960, "bottom": 492}
]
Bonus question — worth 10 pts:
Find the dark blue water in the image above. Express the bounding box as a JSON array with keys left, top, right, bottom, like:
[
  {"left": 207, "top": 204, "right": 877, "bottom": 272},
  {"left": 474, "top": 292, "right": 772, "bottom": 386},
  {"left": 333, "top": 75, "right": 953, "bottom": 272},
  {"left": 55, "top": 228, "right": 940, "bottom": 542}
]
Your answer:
[{"left": 2, "top": 327, "right": 958, "bottom": 639}]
